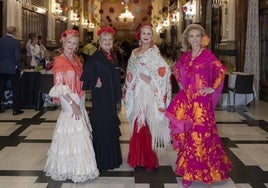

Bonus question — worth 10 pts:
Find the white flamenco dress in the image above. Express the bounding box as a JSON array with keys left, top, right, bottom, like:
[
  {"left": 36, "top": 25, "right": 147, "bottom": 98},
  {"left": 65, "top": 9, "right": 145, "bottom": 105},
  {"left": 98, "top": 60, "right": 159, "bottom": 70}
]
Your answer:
[{"left": 44, "top": 85, "right": 99, "bottom": 182}]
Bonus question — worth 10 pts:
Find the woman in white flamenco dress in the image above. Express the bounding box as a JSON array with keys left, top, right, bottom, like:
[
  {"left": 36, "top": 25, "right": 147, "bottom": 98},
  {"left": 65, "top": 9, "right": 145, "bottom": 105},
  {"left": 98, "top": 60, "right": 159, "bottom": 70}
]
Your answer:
[{"left": 43, "top": 30, "right": 99, "bottom": 182}]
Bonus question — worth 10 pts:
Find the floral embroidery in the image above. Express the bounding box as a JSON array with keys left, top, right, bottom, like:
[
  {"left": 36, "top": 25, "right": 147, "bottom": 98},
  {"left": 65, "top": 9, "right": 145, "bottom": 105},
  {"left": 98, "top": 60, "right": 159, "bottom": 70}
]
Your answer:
[
  {"left": 158, "top": 67, "right": 166, "bottom": 77},
  {"left": 163, "top": 93, "right": 167, "bottom": 103},
  {"left": 127, "top": 72, "right": 132, "bottom": 82},
  {"left": 101, "top": 48, "right": 117, "bottom": 64}
]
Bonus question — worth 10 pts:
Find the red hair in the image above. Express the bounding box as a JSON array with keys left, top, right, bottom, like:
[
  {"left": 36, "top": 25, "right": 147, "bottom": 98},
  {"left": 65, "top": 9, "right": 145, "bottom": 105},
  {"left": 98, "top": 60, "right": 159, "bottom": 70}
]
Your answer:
[{"left": 135, "top": 23, "right": 153, "bottom": 40}]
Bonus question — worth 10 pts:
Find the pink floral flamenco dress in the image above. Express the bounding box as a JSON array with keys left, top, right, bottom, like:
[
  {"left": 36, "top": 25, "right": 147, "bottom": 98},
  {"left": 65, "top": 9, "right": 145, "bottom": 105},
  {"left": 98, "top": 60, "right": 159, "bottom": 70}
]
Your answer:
[{"left": 165, "top": 49, "right": 232, "bottom": 184}]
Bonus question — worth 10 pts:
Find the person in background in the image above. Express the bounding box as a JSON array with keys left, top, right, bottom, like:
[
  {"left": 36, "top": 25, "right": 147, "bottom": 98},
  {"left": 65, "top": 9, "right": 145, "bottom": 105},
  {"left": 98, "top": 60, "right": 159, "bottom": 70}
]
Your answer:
[
  {"left": 80, "top": 26, "right": 122, "bottom": 172},
  {"left": 44, "top": 29, "right": 99, "bottom": 182},
  {"left": 0, "top": 26, "right": 24, "bottom": 115},
  {"left": 123, "top": 23, "right": 171, "bottom": 172},
  {"left": 81, "top": 36, "right": 97, "bottom": 63},
  {"left": 38, "top": 35, "right": 47, "bottom": 64},
  {"left": 41, "top": 50, "right": 55, "bottom": 108},
  {"left": 41, "top": 50, "right": 53, "bottom": 73},
  {"left": 165, "top": 24, "right": 232, "bottom": 187},
  {"left": 25, "top": 33, "right": 36, "bottom": 69},
  {"left": 29, "top": 35, "right": 40, "bottom": 68},
  {"left": 159, "top": 38, "right": 168, "bottom": 57}
]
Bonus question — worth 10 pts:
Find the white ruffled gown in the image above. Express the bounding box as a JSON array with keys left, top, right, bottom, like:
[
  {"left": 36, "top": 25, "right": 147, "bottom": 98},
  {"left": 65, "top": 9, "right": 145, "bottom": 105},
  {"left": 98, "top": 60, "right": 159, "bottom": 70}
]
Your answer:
[{"left": 44, "top": 85, "right": 99, "bottom": 183}]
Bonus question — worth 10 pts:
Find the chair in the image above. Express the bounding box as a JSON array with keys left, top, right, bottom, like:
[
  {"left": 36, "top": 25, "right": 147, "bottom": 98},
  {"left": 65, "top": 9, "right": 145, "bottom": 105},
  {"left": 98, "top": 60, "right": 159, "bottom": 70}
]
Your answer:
[
  {"left": 20, "top": 71, "right": 41, "bottom": 109},
  {"left": 171, "top": 74, "right": 180, "bottom": 94},
  {"left": 228, "top": 74, "right": 255, "bottom": 111},
  {"left": 36, "top": 74, "right": 54, "bottom": 110},
  {"left": 221, "top": 74, "right": 229, "bottom": 107}
]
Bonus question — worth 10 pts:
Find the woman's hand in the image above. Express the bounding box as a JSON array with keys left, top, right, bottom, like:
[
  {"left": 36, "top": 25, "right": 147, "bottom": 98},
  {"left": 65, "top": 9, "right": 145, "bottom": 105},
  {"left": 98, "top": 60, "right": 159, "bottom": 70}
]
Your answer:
[
  {"left": 70, "top": 101, "right": 82, "bottom": 120},
  {"left": 158, "top": 108, "right": 165, "bottom": 112},
  {"left": 121, "top": 87, "right": 126, "bottom": 99},
  {"left": 199, "top": 87, "right": 215, "bottom": 96},
  {"left": 178, "top": 82, "right": 183, "bottom": 90},
  {"left": 95, "top": 77, "right": 102, "bottom": 88},
  {"left": 139, "top": 73, "right": 151, "bottom": 84}
]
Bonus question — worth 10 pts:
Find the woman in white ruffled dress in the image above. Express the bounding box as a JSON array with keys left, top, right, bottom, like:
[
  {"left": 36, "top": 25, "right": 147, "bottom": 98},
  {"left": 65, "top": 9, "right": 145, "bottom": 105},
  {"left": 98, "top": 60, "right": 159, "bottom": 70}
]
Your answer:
[{"left": 44, "top": 29, "right": 99, "bottom": 182}]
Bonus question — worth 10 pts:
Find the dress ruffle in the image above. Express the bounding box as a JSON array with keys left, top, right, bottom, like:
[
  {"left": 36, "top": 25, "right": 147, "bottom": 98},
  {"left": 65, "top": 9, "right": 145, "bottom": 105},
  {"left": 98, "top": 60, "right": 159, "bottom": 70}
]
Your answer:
[
  {"left": 49, "top": 85, "right": 72, "bottom": 98},
  {"left": 44, "top": 95, "right": 99, "bottom": 182},
  {"left": 127, "top": 119, "right": 159, "bottom": 170}
]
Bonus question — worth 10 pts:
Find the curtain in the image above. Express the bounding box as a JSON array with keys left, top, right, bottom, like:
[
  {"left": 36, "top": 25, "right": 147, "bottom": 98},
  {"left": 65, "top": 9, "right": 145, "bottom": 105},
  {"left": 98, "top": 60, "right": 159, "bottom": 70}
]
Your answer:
[{"left": 244, "top": 0, "right": 259, "bottom": 99}]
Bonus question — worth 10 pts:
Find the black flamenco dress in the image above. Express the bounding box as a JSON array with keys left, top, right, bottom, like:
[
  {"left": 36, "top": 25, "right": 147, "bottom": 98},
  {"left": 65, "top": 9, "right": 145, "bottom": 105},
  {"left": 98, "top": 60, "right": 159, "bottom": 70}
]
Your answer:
[{"left": 81, "top": 49, "right": 122, "bottom": 171}]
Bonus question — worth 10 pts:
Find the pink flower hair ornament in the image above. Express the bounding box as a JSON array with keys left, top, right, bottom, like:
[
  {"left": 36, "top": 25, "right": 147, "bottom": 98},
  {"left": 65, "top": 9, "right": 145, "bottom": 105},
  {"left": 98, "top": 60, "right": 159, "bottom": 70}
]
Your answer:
[
  {"left": 97, "top": 26, "right": 115, "bottom": 36},
  {"left": 60, "top": 30, "right": 79, "bottom": 43}
]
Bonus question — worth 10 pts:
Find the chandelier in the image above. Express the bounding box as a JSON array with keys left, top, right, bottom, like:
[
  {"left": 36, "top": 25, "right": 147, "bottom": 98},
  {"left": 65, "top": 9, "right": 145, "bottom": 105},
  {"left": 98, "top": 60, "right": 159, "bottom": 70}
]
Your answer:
[{"left": 119, "top": 5, "right": 134, "bottom": 22}]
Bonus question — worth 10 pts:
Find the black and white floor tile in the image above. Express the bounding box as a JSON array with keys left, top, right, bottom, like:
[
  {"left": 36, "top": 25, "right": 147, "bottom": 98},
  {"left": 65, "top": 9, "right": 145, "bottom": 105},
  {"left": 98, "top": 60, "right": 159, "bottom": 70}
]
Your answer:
[{"left": 0, "top": 99, "right": 268, "bottom": 188}]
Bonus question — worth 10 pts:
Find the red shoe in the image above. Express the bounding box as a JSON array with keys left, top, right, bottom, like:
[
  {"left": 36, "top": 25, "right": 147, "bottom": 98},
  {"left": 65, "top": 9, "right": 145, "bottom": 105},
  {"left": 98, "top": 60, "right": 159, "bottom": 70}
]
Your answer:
[{"left": 182, "top": 179, "right": 192, "bottom": 187}]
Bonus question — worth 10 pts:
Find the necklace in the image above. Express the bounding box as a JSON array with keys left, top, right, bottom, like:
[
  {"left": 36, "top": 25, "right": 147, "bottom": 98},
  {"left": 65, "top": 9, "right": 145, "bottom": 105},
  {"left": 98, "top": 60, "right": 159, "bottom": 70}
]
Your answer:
[
  {"left": 189, "top": 47, "right": 202, "bottom": 66},
  {"left": 63, "top": 52, "right": 76, "bottom": 64},
  {"left": 63, "top": 52, "right": 82, "bottom": 76}
]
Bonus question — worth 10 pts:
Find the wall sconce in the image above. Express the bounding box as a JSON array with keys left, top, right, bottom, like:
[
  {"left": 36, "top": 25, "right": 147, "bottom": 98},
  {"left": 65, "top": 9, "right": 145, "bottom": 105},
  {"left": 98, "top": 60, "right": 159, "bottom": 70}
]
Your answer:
[
  {"left": 212, "top": 0, "right": 228, "bottom": 8},
  {"left": 52, "top": 2, "right": 67, "bottom": 21},
  {"left": 83, "top": 19, "right": 88, "bottom": 25},
  {"left": 82, "top": 19, "right": 89, "bottom": 28},
  {"left": 171, "top": 11, "right": 180, "bottom": 23},
  {"left": 71, "top": 11, "right": 80, "bottom": 26},
  {"left": 54, "top": 3, "right": 63, "bottom": 16},
  {"left": 183, "top": 1, "right": 196, "bottom": 20},
  {"left": 162, "top": 19, "right": 169, "bottom": 28},
  {"left": 156, "top": 24, "right": 162, "bottom": 33},
  {"left": 89, "top": 22, "right": 95, "bottom": 29}
]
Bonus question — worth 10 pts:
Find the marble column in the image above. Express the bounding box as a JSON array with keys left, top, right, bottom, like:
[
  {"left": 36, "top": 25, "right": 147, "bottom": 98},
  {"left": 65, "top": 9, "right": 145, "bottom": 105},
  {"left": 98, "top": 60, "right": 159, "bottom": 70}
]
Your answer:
[
  {"left": 221, "top": 0, "right": 235, "bottom": 40},
  {"left": 6, "top": 0, "right": 23, "bottom": 39},
  {"left": 195, "top": 0, "right": 201, "bottom": 23},
  {"left": 218, "top": 0, "right": 236, "bottom": 72},
  {"left": 46, "top": 0, "right": 57, "bottom": 47}
]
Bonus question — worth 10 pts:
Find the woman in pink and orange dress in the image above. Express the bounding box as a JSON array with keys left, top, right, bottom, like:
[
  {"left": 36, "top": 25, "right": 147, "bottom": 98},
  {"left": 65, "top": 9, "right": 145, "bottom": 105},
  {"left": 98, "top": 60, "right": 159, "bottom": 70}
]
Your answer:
[{"left": 165, "top": 24, "right": 232, "bottom": 187}]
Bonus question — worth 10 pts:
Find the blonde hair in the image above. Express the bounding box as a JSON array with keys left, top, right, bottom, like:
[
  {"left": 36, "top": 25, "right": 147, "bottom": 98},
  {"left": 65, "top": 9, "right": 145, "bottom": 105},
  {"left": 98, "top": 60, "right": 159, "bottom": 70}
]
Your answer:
[
  {"left": 181, "top": 24, "right": 206, "bottom": 52},
  {"left": 98, "top": 31, "right": 114, "bottom": 41},
  {"left": 61, "top": 34, "right": 79, "bottom": 52},
  {"left": 98, "top": 32, "right": 114, "bottom": 49}
]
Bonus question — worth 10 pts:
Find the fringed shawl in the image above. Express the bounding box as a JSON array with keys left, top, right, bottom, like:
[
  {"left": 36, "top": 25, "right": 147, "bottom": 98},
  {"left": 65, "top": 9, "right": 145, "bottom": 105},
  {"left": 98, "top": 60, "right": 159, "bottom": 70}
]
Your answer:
[
  {"left": 124, "top": 45, "right": 172, "bottom": 148},
  {"left": 52, "top": 55, "right": 84, "bottom": 98},
  {"left": 165, "top": 48, "right": 226, "bottom": 135}
]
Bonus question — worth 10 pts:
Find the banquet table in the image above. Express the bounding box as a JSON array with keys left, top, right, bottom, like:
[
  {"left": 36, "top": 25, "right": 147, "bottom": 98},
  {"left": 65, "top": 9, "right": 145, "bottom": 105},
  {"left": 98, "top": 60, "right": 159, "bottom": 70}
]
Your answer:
[
  {"left": 20, "top": 70, "right": 53, "bottom": 109},
  {"left": 219, "top": 72, "right": 255, "bottom": 107}
]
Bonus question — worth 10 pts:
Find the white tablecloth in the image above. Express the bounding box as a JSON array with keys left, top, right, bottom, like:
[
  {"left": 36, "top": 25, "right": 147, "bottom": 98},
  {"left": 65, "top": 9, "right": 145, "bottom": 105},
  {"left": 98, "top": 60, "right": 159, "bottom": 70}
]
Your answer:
[{"left": 219, "top": 73, "right": 254, "bottom": 106}]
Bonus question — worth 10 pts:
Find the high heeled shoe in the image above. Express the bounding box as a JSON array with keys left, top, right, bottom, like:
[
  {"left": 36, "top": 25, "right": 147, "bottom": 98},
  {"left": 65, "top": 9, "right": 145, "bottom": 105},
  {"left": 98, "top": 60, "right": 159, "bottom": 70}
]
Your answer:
[{"left": 182, "top": 179, "right": 192, "bottom": 187}]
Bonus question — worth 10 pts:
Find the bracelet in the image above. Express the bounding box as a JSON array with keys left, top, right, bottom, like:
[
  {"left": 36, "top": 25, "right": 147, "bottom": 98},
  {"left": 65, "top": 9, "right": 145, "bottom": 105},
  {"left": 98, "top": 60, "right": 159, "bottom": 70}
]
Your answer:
[{"left": 69, "top": 100, "right": 73, "bottom": 105}]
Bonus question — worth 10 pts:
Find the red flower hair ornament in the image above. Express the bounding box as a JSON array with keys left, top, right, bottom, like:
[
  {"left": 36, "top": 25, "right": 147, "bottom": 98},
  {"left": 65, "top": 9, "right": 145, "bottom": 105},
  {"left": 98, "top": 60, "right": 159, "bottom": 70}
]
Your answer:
[
  {"left": 97, "top": 26, "right": 115, "bottom": 36},
  {"left": 135, "top": 23, "right": 153, "bottom": 40},
  {"left": 61, "top": 30, "right": 79, "bottom": 43}
]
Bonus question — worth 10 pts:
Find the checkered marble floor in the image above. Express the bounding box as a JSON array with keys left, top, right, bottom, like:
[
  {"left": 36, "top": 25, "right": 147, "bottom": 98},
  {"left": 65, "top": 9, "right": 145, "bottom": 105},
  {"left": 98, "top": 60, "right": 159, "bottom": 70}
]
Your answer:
[{"left": 0, "top": 99, "right": 268, "bottom": 188}]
